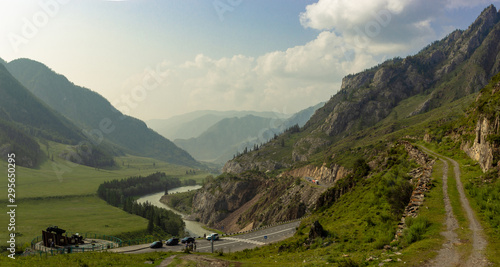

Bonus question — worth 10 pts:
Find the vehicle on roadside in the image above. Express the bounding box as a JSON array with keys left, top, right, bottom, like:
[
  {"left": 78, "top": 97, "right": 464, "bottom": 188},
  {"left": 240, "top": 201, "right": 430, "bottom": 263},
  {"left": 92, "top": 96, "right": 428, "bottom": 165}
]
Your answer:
[
  {"left": 149, "top": 241, "right": 163, "bottom": 248},
  {"left": 165, "top": 237, "right": 179, "bottom": 246},
  {"left": 206, "top": 233, "right": 219, "bottom": 241},
  {"left": 181, "top": 237, "right": 195, "bottom": 244}
]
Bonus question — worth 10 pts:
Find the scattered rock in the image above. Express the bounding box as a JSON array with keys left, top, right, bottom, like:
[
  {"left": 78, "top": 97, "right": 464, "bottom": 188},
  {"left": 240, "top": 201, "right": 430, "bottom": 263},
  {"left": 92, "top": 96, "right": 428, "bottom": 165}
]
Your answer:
[{"left": 308, "top": 220, "right": 327, "bottom": 241}]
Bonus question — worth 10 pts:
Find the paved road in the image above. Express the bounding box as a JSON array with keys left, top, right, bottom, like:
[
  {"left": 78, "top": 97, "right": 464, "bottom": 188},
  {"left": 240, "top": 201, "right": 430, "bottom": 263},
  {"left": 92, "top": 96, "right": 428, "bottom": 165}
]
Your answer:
[{"left": 110, "top": 221, "right": 300, "bottom": 254}]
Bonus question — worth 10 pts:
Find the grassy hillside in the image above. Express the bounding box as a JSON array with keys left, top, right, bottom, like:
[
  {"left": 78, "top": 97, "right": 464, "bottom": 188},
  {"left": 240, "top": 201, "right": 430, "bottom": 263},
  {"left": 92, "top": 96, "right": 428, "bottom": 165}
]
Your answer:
[
  {"left": 0, "top": 118, "right": 42, "bottom": 167},
  {"left": 214, "top": 73, "right": 500, "bottom": 265},
  {"left": 0, "top": 64, "right": 82, "bottom": 146},
  {"left": 0, "top": 142, "right": 209, "bottom": 250},
  {"left": 220, "top": 145, "right": 444, "bottom": 266},
  {"left": 6, "top": 59, "right": 200, "bottom": 167}
]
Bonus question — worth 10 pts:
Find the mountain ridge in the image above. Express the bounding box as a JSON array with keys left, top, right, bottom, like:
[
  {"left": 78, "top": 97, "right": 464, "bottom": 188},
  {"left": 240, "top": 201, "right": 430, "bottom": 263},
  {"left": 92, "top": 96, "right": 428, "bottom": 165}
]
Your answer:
[
  {"left": 173, "top": 103, "right": 324, "bottom": 163},
  {"left": 222, "top": 4, "right": 500, "bottom": 174},
  {"left": 147, "top": 109, "right": 290, "bottom": 141},
  {"left": 187, "top": 5, "right": 500, "bottom": 240},
  {"left": 5, "top": 59, "right": 200, "bottom": 167}
]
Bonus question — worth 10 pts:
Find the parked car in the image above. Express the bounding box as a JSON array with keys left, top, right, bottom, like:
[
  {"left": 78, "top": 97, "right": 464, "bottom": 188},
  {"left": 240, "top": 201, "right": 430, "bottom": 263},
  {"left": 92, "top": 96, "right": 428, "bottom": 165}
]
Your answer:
[
  {"left": 149, "top": 241, "right": 163, "bottom": 248},
  {"left": 165, "top": 237, "right": 179, "bottom": 246},
  {"left": 206, "top": 233, "right": 219, "bottom": 241},
  {"left": 181, "top": 237, "right": 195, "bottom": 244}
]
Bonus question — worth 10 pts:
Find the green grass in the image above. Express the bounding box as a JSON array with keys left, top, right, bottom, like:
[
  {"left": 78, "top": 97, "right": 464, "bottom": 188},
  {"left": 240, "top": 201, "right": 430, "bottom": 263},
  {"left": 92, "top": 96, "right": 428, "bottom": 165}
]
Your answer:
[
  {"left": 419, "top": 142, "right": 500, "bottom": 265},
  {"left": 0, "top": 251, "right": 175, "bottom": 266},
  {"left": 0, "top": 140, "right": 212, "bottom": 253},
  {"left": 0, "top": 195, "right": 148, "bottom": 248},
  {"left": 162, "top": 190, "right": 196, "bottom": 214},
  {"left": 392, "top": 159, "right": 446, "bottom": 266},
  {"left": 0, "top": 141, "right": 208, "bottom": 200},
  {"left": 220, "top": 146, "right": 438, "bottom": 266}
]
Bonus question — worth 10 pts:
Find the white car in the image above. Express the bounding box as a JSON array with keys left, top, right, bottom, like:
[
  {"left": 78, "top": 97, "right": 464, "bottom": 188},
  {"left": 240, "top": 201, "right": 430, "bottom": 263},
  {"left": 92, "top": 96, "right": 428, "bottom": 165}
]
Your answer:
[{"left": 206, "top": 233, "right": 219, "bottom": 241}]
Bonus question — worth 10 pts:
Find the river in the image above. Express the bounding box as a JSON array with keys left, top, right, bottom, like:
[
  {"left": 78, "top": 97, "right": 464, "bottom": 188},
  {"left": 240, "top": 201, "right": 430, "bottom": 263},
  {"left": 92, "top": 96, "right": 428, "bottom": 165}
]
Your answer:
[{"left": 136, "top": 185, "right": 209, "bottom": 237}]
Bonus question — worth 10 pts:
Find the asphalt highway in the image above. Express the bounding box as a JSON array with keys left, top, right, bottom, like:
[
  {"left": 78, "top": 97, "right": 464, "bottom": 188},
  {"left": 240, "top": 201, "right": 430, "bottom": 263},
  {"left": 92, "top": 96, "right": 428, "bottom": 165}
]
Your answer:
[{"left": 110, "top": 220, "right": 301, "bottom": 254}]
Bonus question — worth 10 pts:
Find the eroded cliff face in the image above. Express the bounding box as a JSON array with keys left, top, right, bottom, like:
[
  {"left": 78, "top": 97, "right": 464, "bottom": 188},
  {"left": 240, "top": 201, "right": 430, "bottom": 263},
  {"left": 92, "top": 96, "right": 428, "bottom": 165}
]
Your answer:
[
  {"left": 285, "top": 163, "right": 349, "bottom": 185},
  {"left": 189, "top": 175, "right": 263, "bottom": 227},
  {"left": 462, "top": 117, "right": 498, "bottom": 171},
  {"left": 460, "top": 78, "right": 500, "bottom": 172},
  {"left": 189, "top": 171, "right": 329, "bottom": 232},
  {"left": 222, "top": 158, "right": 287, "bottom": 174}
]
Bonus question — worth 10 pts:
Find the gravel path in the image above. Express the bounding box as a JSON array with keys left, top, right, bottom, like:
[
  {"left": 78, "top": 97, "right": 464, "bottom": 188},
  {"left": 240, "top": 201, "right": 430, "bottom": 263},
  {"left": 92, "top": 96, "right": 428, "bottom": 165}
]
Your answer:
[
  {"left": 426, "top": 155, "right": 460, "bottom": 267},
  {"left": 420, "top": 146, "right": 490, "bottom": 267},
  {"left": 445, "top": 155, "right": 489, "bottom": 267}
]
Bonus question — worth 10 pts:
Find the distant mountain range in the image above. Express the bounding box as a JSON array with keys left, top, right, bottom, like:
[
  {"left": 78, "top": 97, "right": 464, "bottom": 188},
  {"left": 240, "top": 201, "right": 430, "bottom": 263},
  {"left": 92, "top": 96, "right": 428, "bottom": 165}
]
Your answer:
[
  {"left": 1, "top": 58, "right": 199, "bottom": 168},
  {"left": 147, "top": 110, "right": 290, "bottom": 141},
  {"left": 170, "top": 103, "right": 324, "bottom": 163}
]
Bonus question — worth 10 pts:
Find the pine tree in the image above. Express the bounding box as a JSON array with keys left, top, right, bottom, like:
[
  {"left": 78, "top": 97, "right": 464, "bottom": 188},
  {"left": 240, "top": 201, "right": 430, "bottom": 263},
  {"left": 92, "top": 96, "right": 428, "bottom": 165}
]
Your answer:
[{"left": 147, "top": 217, "right": 154, "bottom": 233}]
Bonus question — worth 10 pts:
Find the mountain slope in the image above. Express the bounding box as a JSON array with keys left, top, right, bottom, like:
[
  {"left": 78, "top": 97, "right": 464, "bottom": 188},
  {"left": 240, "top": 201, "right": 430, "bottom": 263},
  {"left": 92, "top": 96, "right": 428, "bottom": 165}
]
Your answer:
[
  {"left": 0, "top": 63, "right": 83, "bottom": 145},
  {"left": 223, "top": 5, "right": 500, "bottom": 173},
  {"left": 173, "top": 103, "right": 323, "bottom": 163},
  {"left": 5, "top": 59, "right": 199, "bottom": 167},
  {"left": 174, "top": 115, "right": 274, "bottom": 162},
  {"left": 184, "top": 6, "right": 500, "bottom": 246},
  {"left": 0, "top": 63, "right": 117, "bottom": 168},
  {"left": 147, "top": 110, "right": 290, "bottom": 140}
]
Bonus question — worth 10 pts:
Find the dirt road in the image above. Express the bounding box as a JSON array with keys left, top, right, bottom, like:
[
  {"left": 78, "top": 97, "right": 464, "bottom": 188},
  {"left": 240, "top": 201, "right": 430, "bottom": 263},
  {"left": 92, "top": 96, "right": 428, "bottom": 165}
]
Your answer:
[{"left": 420, "top": 146, "right": 489, "bottom": 267}]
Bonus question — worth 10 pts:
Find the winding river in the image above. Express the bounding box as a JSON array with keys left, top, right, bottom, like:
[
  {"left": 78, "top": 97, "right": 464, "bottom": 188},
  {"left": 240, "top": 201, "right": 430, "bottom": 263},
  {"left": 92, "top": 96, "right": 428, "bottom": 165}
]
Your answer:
[{"left": 136, "top": 185, "right": 208, "bottom": 237}]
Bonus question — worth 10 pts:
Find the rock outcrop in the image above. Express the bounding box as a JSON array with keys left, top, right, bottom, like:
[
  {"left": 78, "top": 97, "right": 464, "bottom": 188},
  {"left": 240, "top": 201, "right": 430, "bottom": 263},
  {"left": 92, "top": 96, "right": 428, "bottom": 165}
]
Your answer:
[
  {"left": 309, "top": 5, "right": 500, "bottom": 138},
  {"left": 308, "top": 220, "right": 327, "bottom": 241},
  {"left": 462, "top": 117, "right": 497, "bottom": 171},
  {"left": 395, "top": 142, "right": 435, "bottom": 239},
  {"left": 189, "top": 172, "right": 327, "bottom": 232},
  {"left": 460, "top": 77, "right": 500, "bottom": 172},
  {"left": 285, "top": 163, "right": 349, "bottom": 185},
  {"left": 222, "top": 158, "right": 288, "bottom": 174}
]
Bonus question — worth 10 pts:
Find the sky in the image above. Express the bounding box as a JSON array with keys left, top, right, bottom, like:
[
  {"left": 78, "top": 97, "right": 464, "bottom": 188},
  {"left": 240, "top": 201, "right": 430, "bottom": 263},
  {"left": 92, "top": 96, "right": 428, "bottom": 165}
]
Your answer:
[{"left": 1, "top": 0, "right": 499, "bottom": 120}]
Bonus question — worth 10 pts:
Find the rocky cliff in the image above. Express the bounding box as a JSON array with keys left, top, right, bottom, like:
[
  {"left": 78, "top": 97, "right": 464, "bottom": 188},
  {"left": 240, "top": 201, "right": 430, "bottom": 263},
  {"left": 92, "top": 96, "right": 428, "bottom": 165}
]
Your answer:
[
  {"left": 461, "top": 76, "right": 500, "bottom": 171},
  {"left": 189, "top": 171, "right": 328, "bottom": 232},
  {"left": 284, "top": 163, "right": 349, "bottom": 185},
  {"left": 223, "top": 5, "right": 500, "bottom": 176},
  {"left": 316, "top": 5, "right": 500, "bottom": 138},
  {"left": 202, "top": 6, "right": 500, "bottom": 234}
]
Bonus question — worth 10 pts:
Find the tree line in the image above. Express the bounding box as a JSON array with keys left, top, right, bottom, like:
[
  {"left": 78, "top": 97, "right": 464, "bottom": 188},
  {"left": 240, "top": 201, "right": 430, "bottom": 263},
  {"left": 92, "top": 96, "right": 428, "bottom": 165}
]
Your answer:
[{"left": 97, "top": 172, "right": 191, "bottom": 235}]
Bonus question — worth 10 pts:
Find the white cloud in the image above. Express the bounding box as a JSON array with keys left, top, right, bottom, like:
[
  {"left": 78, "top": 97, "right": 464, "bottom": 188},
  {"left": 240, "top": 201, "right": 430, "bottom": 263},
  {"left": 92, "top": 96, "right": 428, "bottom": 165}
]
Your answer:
[
  {"left": 447, "top": 0, "right": 500, "bottom": 8},
  {"left": 117, "top": 0, "right": 498, "bottom": 120},
  {"left": 116, "top": 30, "right": 380, "bottom": 119},
  {"left": 299, "top": 0, "right": 449, "bottom": 54}
]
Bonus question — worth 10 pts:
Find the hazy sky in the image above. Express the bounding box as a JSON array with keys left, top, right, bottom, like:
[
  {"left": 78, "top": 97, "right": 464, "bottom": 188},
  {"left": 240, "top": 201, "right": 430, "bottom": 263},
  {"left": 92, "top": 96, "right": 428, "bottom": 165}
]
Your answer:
[{"left": 1, "top": 0, "right": 499, "bottom": 120}]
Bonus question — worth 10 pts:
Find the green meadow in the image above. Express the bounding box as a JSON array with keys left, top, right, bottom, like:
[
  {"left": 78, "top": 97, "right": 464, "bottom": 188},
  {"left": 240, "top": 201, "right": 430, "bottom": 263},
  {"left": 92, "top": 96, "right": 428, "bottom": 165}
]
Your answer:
[{"left": 0, "top": 140, "right": 210, "bottom": 250}]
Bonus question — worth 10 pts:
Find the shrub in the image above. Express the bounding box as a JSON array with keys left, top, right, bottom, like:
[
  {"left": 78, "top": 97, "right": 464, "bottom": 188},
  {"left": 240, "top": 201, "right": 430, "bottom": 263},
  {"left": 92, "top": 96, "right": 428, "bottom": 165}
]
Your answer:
[{"left": 402, "top": 216, "right": 431, "bottom": 246}]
